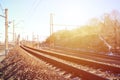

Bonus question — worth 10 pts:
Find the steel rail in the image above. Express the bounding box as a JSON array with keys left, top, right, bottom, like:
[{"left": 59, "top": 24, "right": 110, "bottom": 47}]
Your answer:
[
  {"left": 20, "top": 45, "right": 108, "bottom": 80},
  {"left": 22, "top": 45, "right": 120, "bottom": 74}
]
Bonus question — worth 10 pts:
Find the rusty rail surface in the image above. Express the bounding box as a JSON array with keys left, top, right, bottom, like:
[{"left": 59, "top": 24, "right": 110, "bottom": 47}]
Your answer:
[{"left": 21, "top": 45, "right": 118, "bottom": 80}]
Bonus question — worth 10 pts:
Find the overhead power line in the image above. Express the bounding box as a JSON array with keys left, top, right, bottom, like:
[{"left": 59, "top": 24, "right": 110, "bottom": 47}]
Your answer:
[
  {"left": 24, "top": 0, "right": 42, "bottom": 20},
  {"left": 0, "top": 2, "right": 4, "bottom": 14}
]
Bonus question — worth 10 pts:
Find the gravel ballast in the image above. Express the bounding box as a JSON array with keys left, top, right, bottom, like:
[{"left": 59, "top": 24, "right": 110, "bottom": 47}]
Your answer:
[{"left": 0, "top": 46, "right": 70, "bottom": 80}]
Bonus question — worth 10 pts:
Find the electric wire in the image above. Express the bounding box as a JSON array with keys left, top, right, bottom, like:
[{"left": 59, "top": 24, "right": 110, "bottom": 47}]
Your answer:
[
  {"left": 24, "top": 0, "right": 42, "bottom": 20},
  {"left": 24, "top": 0, "right": 38, "bottom": 19},
  {"left": 0, "top": 2, "right": 4, "bottom": 15}
]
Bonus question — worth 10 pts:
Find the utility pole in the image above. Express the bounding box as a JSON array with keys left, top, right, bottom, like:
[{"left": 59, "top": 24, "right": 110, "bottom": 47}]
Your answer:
[
  {"left": 5, "top": 9, "right": 8, "bottom": 55},
  {"left": 50, "top": 13, "right": 53, "bottom": 36},
  {"left": 37, "top": 35, "right": 39, "bottom": 48},
  {"left": 0, "top": 9, "right": 8, "bottom": 55},
  {"left": 32, "top": 32, "right": 34, "bottom": 47},
  {"left": 13, "top": 20, "right": 15, "bottom": 43},
  {"left": 50, "top": 13, "right": 54, "bottom": 47}
]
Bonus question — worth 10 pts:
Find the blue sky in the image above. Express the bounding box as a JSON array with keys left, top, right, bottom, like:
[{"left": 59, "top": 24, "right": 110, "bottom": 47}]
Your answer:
[{"left": 0, "top": 0, "right": 120, "bottom": 42}]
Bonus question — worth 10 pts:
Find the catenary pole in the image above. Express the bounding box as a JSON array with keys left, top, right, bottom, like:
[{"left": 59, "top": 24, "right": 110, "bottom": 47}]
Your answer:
[{"left": 5, "top": 8, "right": 8, "bottom": 55}]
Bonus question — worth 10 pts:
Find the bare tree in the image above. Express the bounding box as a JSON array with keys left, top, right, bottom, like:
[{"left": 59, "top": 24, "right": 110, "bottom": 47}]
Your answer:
[{"left": 100, "top": 10, "right": 120, "bottom": 53}]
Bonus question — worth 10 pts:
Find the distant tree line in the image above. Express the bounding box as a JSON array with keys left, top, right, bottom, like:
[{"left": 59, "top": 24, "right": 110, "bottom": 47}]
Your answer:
[{"left": 45, "top": 10, "right": 120, "bottom": 53}]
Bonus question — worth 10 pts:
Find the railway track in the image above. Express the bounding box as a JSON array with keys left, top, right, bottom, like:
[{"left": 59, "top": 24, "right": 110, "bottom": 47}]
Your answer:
[
  {"left": 49, "top": 46, "right": 120, "bottom": 61},
  {"left": 43, "top": 47, "right": 120, "bottom": 65},
  {"left": 20, "top": 45, "right": 120, "bottom": 80}
]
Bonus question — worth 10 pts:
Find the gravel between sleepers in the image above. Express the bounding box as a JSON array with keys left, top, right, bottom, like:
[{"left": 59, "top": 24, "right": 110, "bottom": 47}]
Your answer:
[{"left": 0, "top": 46, "right": 70, "bottom": 80}]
